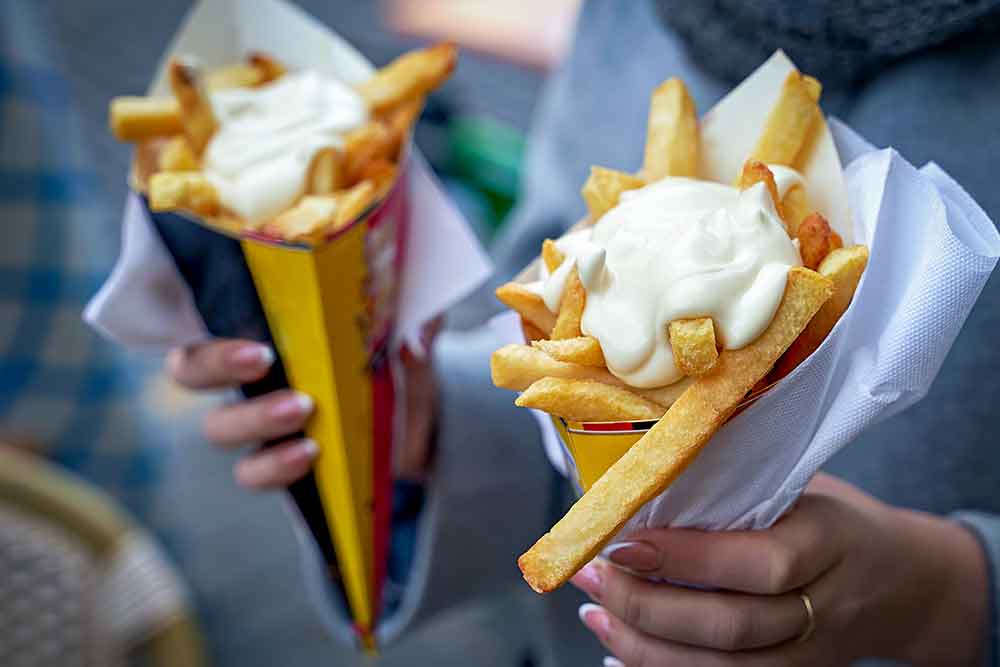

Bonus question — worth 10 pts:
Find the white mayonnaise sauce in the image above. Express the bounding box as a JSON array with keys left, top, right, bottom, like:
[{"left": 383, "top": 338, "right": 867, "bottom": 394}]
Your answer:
[
  {"left": 541, "top": 175, "right": 802, "bottom": 388},
  {"left": 202, "top": 70, "right": 368, "bottom": 225}
]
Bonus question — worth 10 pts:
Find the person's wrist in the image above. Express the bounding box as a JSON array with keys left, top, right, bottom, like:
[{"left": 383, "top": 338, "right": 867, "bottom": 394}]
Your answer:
[{"left": 894, "top": 509, "right": 989, "bottom": 666}]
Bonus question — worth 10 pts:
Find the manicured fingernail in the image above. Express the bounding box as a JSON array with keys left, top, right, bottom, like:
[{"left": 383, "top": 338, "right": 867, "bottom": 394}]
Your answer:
[
  {"left": 231, "top": 343, "right": 274, "bottom": 367},
  {"left": 603, "top": 657, "right": 624, "bottom": 667},
  {"left": 570, "top": 561, "right": 603, "bottom": 601},
  {"left": 578, "top": 603, "right": 610, "bottom": 642},
  {"left": 281, "top": 438, "right": 319, "bottom": 463},
  {"left": 607, "top": 540, "right": 661, "bottom": 573},
  {"left": 269, "top": 391, "right": 313, "bottom": 420}
]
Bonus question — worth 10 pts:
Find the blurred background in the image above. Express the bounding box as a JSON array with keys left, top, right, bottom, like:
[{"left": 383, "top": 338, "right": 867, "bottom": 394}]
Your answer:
[{"left": 0, "top": 1, "right": 582, "bottom": 665}]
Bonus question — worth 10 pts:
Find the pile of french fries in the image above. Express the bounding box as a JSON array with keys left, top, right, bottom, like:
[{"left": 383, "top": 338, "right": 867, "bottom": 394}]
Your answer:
[
  {"left": 108, "top": 44, "right": 457, "bottom": 243},
  {"left": 491, "top": 70, "right": 870, "bottom": 593}
]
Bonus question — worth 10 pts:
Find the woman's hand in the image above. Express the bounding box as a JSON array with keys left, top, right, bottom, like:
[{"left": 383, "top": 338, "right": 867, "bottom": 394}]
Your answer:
[
  {"left": 167, "top": 325, "right": 439, "bottom": 490},
  {"left": 571, "top": 474, "right": 988, "bottom": 666}
]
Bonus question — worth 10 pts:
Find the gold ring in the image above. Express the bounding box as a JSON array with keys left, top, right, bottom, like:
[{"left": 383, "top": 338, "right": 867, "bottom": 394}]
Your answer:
[{"left": 796, "top": 591, "right": 816, "bottom": 643}]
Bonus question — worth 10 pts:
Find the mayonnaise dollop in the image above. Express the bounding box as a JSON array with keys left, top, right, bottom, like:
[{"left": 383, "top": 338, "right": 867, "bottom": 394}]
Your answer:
[
  {"left": 543, "top": 175, "right": 802, "bottom": 388},
  {"left": 202, "top": 70, "right": 369, "bottom": 225}
]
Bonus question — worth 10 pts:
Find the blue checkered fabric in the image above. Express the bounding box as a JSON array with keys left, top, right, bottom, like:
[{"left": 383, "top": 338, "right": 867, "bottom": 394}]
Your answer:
[{"left": 0, "top": 3, "right": 165, "bottom": 520}]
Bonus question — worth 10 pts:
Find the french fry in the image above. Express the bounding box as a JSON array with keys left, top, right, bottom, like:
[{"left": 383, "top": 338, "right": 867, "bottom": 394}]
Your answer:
[
  {"left": 532, "top": 336, "right": 605, "bottom": 367},
  {"left": 109, "top": 96, "right": 183, "bottom": 141},
  {"left": 168, "top": 58, "right": 218, "bottom": 153},
  {"left": 796, "top": 212, "right": 834, "bottom": 270},
  {"left": 495, "top": 284, "right": 556, "bottom": 335},
  {"left": 830, "top": 231, "right": 844, "bottom": 250},
  {"left": 751, "top": 71, "right": 821, "bottom": 168},
  {"left": 542, "top": 239, "right": 566, "bottom": 273},
  {"left": 771, "top": 245, "right": 868, "bottom": 380},
  {"left": 518, "top": 267, "right": 833, "bottom": 593},
  {"left": 551, "top": 269, "right": 586, "bottom": 340},
  {"left": 384, "top": 98, "right": 424, "bottom": 159},
  {"left": 357, "top": 158, "right": 398, "bottom": 200},
  {"left": 205, "top": 63, "right": 264, "bottom": 90},
  {"left": 343, "top": 122, "right": 394, "bottom": 185},
  {"left": 356, "top": 42, "right": 458, "bottom": 113},
  {"left": 669, "top": 318, "right": 718, "bottom": 377},
  {"left": 307, "top": 147, "right": 345, "bottom": 195},
  {"left": 522, "top": 320, "right": 547, "bottom": 342},
  {"left": 516, "top": 378, "right": 665, "bottom": 422},
  {"left": 148, "top": 171, "right": 219, "bottom": 215},
  {"left": 581, "top": 167, "right": 646, "bottom": 221},
  {"left": 332, "top": 179, "right": 377, "bottom": 229},
  {"left": 781, "top": 184, "right": 812, "bottom": 236},
  {"left": 490, "top": 344, "right": 685, "bottom": 407},
  {"left": 738, "top": 160, "right": 785, "bottom": 221},
  {"left": 643, "top": 78, "right": 699, "bottom": 179},
  {"left": 158, "top": 136, "right": 200, "bottom": 171},
  {"left": 266, "top": 195, "right": 338, "bottom": 241}
]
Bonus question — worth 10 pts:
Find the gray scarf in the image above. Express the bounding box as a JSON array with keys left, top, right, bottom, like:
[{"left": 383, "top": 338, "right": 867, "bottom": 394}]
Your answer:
[{"left": 653, "top": 0, "right": 1000, "bottom": 85}]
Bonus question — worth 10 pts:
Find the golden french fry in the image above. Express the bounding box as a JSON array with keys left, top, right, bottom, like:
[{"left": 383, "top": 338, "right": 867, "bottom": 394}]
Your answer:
[
  {"left": 796, "top": 212, "right": 834, "bottom": 270},
  {"left": 516, "top": 378, "right": 665, "bottom": 422},
  {"left": 490, "top": 344, "right": 684, "bottom": 407},
  {"left": 343, "top": 121, "right": 393, "bottom": 185},
  {"left": 551, "top": 269, "right": 586, "bottom": 340},
  {"left": 306, "top": 147, "right": 344, "bottom": 195},
  {"left": 518, "top": 267, "right": 833, "bottom": 593},
  {"left": 522, "top": 319, "right": 547, "bottom": 343},
  {"left": 168, "top": 58, "right": 218, "bottom": 153},
  {"left": 532, "top": 336, "right": 605, "bottom": 367},
  {"left": 669, "top": 318, "right": 719, "bottom": 377},
  {"left": 158, "top": 136, "right": 199, "bottom": 171},
  {"left": 205, "top": 63, "right": 264, "bottom": 90},
  {"left": 495, "top": 284, "right": 556, "bottom": 336},
  {"left": 357, "top": 43, "right": 458, "bottom": 113},
  {"left": 771, "top": 245, "right": 868, "bottom": 380},
  {"left": 384, "top": 97, "right": 423, "bottom": 159},
  {"left": 542, "top": 239, "right": 566, "bottom": 274},
  {"left": 333, "top": 179, "right": 377, "bottom": 229},
  {"left": 247, "top": 51, "right": 287, "bottom": 83},
  {"left": 109, "top": 96, "right": 183, "bottom": 141},
  {"left": 781, "top": 184, "right": 812, "bottom": 236},
  {"left": 738, "top": 159, "right": 785, "bottom": 221},
  {"left": 357, "top": 158, "right": 398, "bottom": 200},
  {"left": 751, "top": 71, "right": 822, "bottom": 168},
  {"left": 266, "top": 195, "right": 338, "bottom": 241},
  {"left": 581, "top": 167, "right": 646, "bottom": 221},
  {"left": 830, "top": 231, "right": 844, "bottom": 250},
  {"left": 148, "top": 171, "right": 219, "bottom": 215},
  {"left": 643, "top": 78, "right": 699, "bottom": 179}
]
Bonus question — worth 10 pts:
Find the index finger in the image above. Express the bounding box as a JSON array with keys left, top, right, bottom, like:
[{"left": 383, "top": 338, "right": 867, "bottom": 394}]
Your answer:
[
  {"left": 608, "top": 495, "right": 846, "bottom": 594},
  {"left": 167, "top": 339, "right": 274, "bottom": 390}
]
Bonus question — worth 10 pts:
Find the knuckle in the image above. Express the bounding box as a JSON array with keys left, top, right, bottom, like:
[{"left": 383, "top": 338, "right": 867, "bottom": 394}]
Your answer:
[
  {"left": 711, "top": 607, "right": 754, "bottom": 651},
  {"left": 765, "top": 543, "right": 799, "bottom": 593},
  {"left": 620, "top": 587, "right": 645, "bottom": 630}
]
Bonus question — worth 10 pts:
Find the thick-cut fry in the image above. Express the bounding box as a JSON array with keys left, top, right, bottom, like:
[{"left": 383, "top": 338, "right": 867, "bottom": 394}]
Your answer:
[
  {"left": 521, "top": 320, "right": 547, "bottom": 342},
  {"left": 158, "top": 136, "right": 200, "bottom": 171},
  {"left": 342, "top": 122, "right": 393, "bottom": 184},
  {"left": 517, "top": 378, "right": 665, "bottom": 422},
  {"left": 109, "top": 97, "right": 183, "bottom": 141},
  {"left": 643, "top": 78, "right": 699, "bottom": 179},
  {"left": 796, "top": 212, "right": 834, "bottom": 270},
  {"left": 148, "top": 171, "right": 219, "bottom": 215},
  {"left": 542, "top": 239, "right": 566, "bottom": 274},
  {"left": 751, "top": 71, "right": 821, "bottom": 168},
  {"left": 771, "top": 245, "right": 868, "bottom": 380},
  {"left": 781, "top": 184, "right": 812, "bottom": 236},
  {"left": 307, "top": 147, "right": 344, "bottom": 195},
  {"left": 669, "top": 318, "right": 719, "bottom": 377},
  {"left": 495, "top": 284, "right": 556, "bottom": 335},
  {"left": 552, "top": 269, "right": 586, "bottom": 339},
  {"left": 357, "top": 158, "right": 398, "bottom": 199},
  {"left": 518, "top": 268, "right": 833, "bottom": 593},
  {"left": 205, "top": 63, "right": 264, "bottom": 90},
  {"left": 830, "top": 231, "right": 844, "bottom": 250},
  {"left": 490, "top": 344, "right": 684, "bottom": 407},
  {"left": 266, "top": 195, "right": 339, "bottom": 241},
  {"left": 332, "top": 179, "right": 377, "bottom": 229},
  {"left": 356, "top": 43, "right": 458, "bottom": 113},
  {"left": 168, "top": 58, "right": 218, "bottom": 153},
  {"left": 581, "top": 167, "right": 646, "bottom": 221},
  {"left": 738, "top": 160, "right": 785, "bottom": 221},
  {"left": 384, "top": 98, "right": 423, "bottom": 158},
  {"left": 532, "top": 337, "right": 605, "bottom": 367}
]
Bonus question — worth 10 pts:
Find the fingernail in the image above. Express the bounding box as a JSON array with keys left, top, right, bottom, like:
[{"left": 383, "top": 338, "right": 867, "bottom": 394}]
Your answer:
[
  {"left": 269, "top": 391, "right": 313, "bottom": 420},
  {"left": 578, "top": 603, "right": 610, "bottom": 642},
  {"left": 603, "top": 657, "right": 624, "bottom": 667},
  {"left": 607, "top": 541, "right": 661, "bottom": 573},
  {"left": 231, "top": 343, "right": 274, "bottom": 367},
  {"left": 281, "top": 438, "right": 320, "bottom": 464},
  {"left": 570, "top": 561, "right": 603, "bottom": 601}
]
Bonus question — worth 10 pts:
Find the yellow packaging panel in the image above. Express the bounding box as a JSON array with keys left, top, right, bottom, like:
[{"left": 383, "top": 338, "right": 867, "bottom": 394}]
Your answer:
[{"left": 553, "top": 417, "right": 644, "bottom": 491}]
